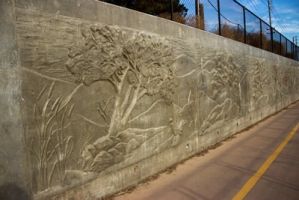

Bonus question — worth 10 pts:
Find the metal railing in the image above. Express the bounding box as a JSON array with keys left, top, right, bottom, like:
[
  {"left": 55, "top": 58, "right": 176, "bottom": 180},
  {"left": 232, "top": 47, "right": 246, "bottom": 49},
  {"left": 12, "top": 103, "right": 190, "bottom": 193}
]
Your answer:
[{"left": 100, "top": 0, "right": 299, "bottom": 61}]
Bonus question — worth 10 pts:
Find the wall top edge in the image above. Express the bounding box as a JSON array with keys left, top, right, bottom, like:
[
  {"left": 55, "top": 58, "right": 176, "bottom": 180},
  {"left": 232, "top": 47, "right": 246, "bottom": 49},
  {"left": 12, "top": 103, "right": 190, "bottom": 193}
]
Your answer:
[{"left": 14, "top": 0, "right": 298, "bottom": 64}]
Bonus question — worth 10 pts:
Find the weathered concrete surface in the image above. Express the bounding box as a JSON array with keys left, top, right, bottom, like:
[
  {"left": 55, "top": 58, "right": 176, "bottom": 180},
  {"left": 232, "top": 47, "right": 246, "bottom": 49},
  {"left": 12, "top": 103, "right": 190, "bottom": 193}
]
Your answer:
[
  {"left": 114, "top": 102, "right": 299, "bottom": 200},
  {"left": 0, "top": 0, "right": 31, "bottom": 199},
  {"left": 0, "top": 0, "right": 299, "bottom": 199}
]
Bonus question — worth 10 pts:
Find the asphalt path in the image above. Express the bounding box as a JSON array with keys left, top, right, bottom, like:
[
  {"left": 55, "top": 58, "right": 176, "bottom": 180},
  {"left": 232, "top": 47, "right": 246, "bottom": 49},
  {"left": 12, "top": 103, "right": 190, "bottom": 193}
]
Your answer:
[{"left": 115, "top": 102, "right": 299, "bottom": 200}]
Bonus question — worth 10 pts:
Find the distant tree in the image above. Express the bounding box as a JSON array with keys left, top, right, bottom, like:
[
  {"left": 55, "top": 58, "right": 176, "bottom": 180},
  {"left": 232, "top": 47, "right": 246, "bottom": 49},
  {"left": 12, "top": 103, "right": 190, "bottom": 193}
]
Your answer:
[
  {"left": 214, "top": 23, "right": 277, "bottom": 52},
  {"left": 100, "top": 0, "right": 188, "bottom": 17},
  {"left": 217, "top": 23, "right": 244, "bottom": 43},
  {"left": 184, "top": 3, "right": 205, "bottom": 30}
]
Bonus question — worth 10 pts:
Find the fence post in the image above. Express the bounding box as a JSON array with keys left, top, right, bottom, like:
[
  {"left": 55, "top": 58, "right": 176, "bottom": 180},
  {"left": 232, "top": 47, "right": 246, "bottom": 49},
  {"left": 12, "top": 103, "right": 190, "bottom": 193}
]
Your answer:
[
  {"left": 243, "top": 7, "right": 246, "bottom": 43},
  {"left": 279, "top": 33, "right": 281, "bottom": 55},
  {"left": 259, "top": 19, "right": 263, "bottom": 48},
  {"left": 195, "top": 0, "right": 199, "bottom": 16},
  {"left": 292, "top": 43, "right": 295, "bottom": 59},
  {"left": 195, "top": 0, "right": 199, "bottom": 28},
  {"left": 270, "top": 27, "right": 274, "bottom": 52},
  {"left": 217, "top": 0, "right": 221, "bottom": 35},
  {"left": 170, "top": 0, "right": 173, "bottom": 20}
]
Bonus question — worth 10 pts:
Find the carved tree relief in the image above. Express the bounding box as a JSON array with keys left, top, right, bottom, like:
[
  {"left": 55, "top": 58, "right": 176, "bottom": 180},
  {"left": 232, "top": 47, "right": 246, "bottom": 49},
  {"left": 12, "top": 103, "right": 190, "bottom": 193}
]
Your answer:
[
  {"left": 249, "top": 60, "right": 270, "bottom": 109},
  {"left": 66, "top": 26, "right": 177, "bottom": 172},
  {"left": 199, "top": 52, "right": 242, "bottom": 134}
]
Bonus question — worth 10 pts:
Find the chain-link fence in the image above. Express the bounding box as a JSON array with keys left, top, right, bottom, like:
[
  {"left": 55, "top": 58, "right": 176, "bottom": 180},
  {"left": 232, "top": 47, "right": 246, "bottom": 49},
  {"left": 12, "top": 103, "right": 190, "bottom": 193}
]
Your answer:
[{"left": 100, "top": 0, "right": 299, "bottom": 61}]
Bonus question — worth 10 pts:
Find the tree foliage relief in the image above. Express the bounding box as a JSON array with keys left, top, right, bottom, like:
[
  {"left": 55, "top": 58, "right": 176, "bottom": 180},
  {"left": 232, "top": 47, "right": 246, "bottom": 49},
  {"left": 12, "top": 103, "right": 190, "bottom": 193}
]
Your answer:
[{"left": 66, "top": 25, "right": 177, "bottom": 171}]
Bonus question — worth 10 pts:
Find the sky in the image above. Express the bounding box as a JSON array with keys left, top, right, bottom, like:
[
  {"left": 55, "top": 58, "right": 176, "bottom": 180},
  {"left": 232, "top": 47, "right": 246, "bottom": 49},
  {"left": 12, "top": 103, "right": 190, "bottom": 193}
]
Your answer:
[
  {"left": 238, "top": 0, "right": 299, "bottom": 42},
  {"left": 183, "top": 0, "right": 299, "bottom": 43}
]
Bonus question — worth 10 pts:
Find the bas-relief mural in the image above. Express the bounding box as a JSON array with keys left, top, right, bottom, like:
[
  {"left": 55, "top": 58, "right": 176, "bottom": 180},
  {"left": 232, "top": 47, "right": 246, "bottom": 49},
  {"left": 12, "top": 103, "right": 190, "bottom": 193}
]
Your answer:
[
  {"left": 17, "top": 11, "right": 299, "bottom": 195},
  {"left": 22, "top": 24, "right": 197, "bottom": 193},
  {"left": 67, "top": 26, "right": 189, "bottom": 173}
]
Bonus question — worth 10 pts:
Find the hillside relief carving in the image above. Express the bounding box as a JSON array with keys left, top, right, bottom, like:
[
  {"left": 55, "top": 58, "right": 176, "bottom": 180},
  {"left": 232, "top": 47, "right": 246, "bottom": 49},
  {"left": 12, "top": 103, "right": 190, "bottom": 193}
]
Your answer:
[{"left": 172, "top": 49, "right": 245, "bottom": 135}]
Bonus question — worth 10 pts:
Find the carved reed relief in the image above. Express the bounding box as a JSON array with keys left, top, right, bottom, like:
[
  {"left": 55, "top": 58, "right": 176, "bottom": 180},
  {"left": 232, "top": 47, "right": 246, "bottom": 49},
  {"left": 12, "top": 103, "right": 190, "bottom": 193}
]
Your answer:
[{"left": 26, "top": 82, "right": 82, "bottom": 192}]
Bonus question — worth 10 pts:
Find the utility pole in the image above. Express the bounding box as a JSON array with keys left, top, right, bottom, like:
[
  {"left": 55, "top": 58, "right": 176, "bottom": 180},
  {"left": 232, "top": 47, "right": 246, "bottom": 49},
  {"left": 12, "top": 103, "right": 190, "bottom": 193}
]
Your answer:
[
  {"left": 293, "top": 36, "right": 298, "bottom": 45},
  {"left": 195, "top": 0, "right": 199, "bottom": 28},
  {"left": 170, "top": 0, "right": 173, "bottom": 20},
  {"left": 267, "top": 0, "right": 273, "bottom": 52},
  {"left": 217, "top": 0, "right": 221, "bottom": 35},
  {"left": 267, "top": 0, "right": 272, "bottom": 27}
]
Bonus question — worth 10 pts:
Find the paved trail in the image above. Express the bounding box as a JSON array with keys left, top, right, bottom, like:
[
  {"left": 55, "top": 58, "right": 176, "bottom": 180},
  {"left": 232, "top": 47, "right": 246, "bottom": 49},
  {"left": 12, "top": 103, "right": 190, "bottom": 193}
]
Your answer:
[{"left": 114, "top": 102, "right": 299, "bottom": 200}]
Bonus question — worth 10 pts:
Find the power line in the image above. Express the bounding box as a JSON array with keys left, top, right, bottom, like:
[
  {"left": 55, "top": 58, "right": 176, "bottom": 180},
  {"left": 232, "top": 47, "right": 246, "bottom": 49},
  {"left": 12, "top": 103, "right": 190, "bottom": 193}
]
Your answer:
[
  {"left": 250, "top": 0, "right": 260, "bottom": 12},
  {"left": 206, "top": 0, "right": 291, "bottom": 42},
  {"left": 207, "top": 0, "right": 244, "bottom": 29},
  {"left": 271, "top": 14, "right": 288, "bottom": 32},
  {"left": 245, "top": 0, "right": 260, "bottom": 14},
  {"left": 260, "top": 0, "right": 268, "bottom": 7},
  {"left": 245, "top": 0, "right": 287, "bottom": 35},
  {"left": 241, "top": 0, "right": 268, "bottom": 19},
  {"left": 259, "top": 0, "right": 288, "bottom": 31},
  {"left": 271, "top": 4, "right": 289, "bottom": 30}
]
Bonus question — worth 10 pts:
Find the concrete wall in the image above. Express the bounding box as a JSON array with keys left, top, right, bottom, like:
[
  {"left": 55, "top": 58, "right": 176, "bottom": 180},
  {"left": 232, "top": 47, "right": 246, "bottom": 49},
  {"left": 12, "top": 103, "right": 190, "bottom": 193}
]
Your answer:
[
  {"left": 0, "top": 0, "right": 299, "bottom": 199},
  {"left": 0, "top": 0, "right": 31, "bottom": 199}
]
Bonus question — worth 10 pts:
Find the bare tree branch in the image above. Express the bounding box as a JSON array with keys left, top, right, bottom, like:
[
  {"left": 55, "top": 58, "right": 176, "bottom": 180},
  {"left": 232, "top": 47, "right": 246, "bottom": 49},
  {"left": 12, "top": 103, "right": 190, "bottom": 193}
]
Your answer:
[
  {"left": 121, "top": 83, "right": 141, "bottom": 125},
  {"left": 120, "top": 84, "right": 133, "bottom": 115},
  {"left": 128, "top": 99, "right": 165, "bottom": 124},
  {"left": 77, "top": 114, "right": 108, "bottom": 128}
]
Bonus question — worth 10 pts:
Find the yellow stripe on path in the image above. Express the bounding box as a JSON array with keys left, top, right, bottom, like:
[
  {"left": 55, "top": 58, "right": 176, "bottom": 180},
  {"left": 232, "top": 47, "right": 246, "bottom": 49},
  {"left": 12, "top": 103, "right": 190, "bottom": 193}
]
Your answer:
[{"left": 232, "top": 122, "right": 299, "bottom": 200}]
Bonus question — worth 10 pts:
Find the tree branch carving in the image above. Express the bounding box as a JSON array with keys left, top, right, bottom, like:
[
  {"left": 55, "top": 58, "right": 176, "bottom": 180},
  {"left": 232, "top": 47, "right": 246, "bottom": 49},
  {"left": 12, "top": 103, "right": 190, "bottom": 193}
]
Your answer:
[{"left": 66, "top": 25, "right": 177, "bottom": 172}]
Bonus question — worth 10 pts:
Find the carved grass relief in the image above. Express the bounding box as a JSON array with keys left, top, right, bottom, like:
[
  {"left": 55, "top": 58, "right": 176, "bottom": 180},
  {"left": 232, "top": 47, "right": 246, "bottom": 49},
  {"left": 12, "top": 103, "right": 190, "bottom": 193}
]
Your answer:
[{"left": 26, "top": 82, "right": 82, "bottom": 192}]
